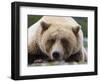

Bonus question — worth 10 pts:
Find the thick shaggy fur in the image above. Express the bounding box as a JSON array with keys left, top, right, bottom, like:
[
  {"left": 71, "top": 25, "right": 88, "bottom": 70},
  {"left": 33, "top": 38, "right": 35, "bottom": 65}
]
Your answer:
[{"left": 28, "top": 16, "right": 87, "bottom": 64}]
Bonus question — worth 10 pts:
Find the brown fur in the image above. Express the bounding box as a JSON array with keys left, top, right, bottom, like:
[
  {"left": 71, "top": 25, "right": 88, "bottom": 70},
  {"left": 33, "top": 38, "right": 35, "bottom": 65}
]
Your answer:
[{"left": 28, "top": 16, "right": 87, "bottom": 64}]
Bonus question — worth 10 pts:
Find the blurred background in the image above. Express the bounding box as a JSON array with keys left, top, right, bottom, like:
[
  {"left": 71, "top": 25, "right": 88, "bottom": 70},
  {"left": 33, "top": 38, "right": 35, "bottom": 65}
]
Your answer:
[{"left": 28, "top": 15, "right": 88, "bottom": 50}]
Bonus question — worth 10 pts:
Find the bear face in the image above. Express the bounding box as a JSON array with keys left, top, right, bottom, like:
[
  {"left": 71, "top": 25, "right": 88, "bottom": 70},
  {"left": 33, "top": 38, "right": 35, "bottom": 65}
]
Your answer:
[{"left": 36, "top": 21, "right": 82, "bottom": 61}]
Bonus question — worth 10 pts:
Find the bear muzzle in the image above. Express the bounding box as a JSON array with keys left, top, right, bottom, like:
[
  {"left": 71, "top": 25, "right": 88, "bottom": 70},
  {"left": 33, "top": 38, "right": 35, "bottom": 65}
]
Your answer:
[{"left": 52, "top": 51, "right": 60, "bottom": 60}]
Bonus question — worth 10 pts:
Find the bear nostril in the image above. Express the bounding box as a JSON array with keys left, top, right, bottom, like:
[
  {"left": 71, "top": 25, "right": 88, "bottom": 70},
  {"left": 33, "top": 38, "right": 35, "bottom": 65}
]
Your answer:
[{"left": 52, "top": 52, "right": 60, "bottom": 60}]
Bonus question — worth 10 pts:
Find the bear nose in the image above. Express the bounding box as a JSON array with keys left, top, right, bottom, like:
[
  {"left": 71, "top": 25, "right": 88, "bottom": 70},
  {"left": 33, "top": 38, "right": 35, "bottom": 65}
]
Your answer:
[{"left": 52, "top": 52, "right": 60, "bottom": 60}]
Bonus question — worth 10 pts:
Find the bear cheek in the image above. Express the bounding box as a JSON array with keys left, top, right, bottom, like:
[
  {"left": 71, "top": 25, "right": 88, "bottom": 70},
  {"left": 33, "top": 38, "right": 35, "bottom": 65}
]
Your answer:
[
  {"left": 62, "top": 42, "right": 73, "bottom": 59},
  {"left": 45, "top": 43, "right": 54, "bottom": 59},
  {"left": 64, "top": 48, "right": 73, "bottom": 59},
  {"left": 45, "top": 43, "right": 52, "bottom": 55}
]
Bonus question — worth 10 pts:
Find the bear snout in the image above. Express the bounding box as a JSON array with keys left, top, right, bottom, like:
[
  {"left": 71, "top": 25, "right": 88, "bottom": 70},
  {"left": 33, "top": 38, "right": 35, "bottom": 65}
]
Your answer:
[
  {"left": 52, "top": 52, "right": 60, "bottom": 60},
  {"left": 51, "top": 51, "right": 63, "bottom": 61}
]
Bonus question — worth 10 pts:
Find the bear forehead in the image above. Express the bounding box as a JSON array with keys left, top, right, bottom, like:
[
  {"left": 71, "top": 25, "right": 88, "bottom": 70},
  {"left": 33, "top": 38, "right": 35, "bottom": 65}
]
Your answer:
[
  {"left": 50, "top": 29, "right": 65, "bottom": 36},
  {"left": 48, "top": 24, "right": 71, "bottom": 31},
  {"left": 49, "top": 25, "right": 72, "bottom": 33},
  {"left": 49, "top": 28, "right": 74, "bottom": 39}
]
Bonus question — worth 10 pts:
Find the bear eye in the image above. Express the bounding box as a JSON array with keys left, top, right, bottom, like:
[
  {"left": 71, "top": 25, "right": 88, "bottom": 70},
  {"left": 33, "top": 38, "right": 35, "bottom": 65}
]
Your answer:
[
  {"left": 61, "top": 38, "right": 67, "bottom": 44},
  {"left": 48, "top": 38, "right": 55, "bottom": 44},
  {"left": 45, "top": 38, "right": 55, "bottom": 53},
  {"left": 46, "top": 38, "right": 56, "bottom": 48},
  {"left": 61, "top": 38, "right": 69, "bottom": 47}
]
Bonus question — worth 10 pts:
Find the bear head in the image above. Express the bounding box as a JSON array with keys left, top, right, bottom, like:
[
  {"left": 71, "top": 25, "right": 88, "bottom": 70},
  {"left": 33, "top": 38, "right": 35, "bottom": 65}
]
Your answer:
[{"left": 36, "top": 21, "right": 82, "bottom": 61}]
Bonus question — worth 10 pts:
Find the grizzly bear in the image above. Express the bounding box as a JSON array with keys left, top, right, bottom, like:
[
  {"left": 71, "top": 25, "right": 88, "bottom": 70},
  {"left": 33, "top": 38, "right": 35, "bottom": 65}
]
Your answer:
[{"left": 28, "top": 16, "right": 87, "bottom": 65}]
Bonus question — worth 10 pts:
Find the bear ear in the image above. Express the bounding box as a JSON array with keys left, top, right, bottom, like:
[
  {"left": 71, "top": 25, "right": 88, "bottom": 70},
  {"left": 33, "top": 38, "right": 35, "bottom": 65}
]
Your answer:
[
  {"left": 41, "top": 21, "right": 51, "bottom": 31},
  {"left": 72, "top": 25, "right": 81, "bottom": 35}
]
